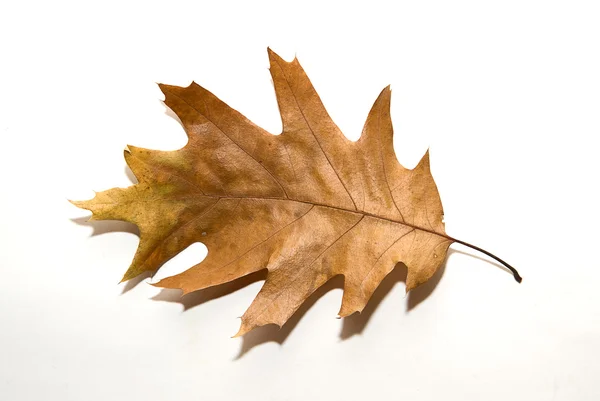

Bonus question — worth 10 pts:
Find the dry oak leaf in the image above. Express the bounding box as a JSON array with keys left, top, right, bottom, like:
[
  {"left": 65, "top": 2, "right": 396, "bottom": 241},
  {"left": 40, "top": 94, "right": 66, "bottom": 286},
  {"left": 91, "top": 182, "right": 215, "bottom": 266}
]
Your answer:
[{"left": 73, "top": 49, "right": 521, "bottom": 336}]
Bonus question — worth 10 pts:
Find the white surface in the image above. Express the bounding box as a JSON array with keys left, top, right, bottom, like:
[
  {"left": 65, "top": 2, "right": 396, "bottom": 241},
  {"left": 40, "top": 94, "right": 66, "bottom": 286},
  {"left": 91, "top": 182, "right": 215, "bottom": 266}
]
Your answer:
[{"left": 1, "top": 1, "right": 599, "bottom": 400}]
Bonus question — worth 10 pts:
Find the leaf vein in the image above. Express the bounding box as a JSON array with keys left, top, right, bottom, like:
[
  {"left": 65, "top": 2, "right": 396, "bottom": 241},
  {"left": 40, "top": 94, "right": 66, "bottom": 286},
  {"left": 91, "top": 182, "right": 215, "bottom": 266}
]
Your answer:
[
  {"left": 163, "top": 87, "right": 290, "bottom": 199},
  {"left": 271, "top": 57, "right": 357, "bottom": 210}
]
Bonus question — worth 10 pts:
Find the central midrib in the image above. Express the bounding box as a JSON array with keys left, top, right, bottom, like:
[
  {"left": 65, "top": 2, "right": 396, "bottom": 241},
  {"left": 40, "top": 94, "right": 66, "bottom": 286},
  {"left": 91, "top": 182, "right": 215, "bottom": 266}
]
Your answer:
[
  {"left": 95, "top": 191, "right": 450, "bottom": 243},
  {"left": 211, "top": 194, "right": 452, "bottom": 243}
]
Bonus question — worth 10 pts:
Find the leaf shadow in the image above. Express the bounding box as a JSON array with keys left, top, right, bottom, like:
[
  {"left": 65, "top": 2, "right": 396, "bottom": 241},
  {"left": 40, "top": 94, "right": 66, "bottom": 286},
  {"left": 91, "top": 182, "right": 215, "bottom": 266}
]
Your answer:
[
  {"left": 151, "top": 272, "right": 345, "bottom": 359},
  {"left": 151, "top": 269, "right": 269, "bottom": 311},
  {"left": 121, "top": 271, "right": 151, "bottom": 294},
  {"left": 149, "top": 258, "right": 448, "bottom": 358},
  {"left": 70, "top": 216, "right": 145, "bottom": 293},
  {"left": 70, "top": 216, "right": 139, "bottom": 237},
  {"left": 124, "top": 165, "right": 138, "bottom": 184},
  {"left": 234, "top": 275, "right": 345, "bottom": 359},
  {"left": 339, "top": 247, "right": 513, "bottom": 339},
  {"left": 339, "top": 260, "right": 445, "bottom": 339},
  {"left": 235, "top": 257, "right": 449, "bottom": 356},
  {"left": 162, "top": 100, "right": 181, "bottom": 123}
]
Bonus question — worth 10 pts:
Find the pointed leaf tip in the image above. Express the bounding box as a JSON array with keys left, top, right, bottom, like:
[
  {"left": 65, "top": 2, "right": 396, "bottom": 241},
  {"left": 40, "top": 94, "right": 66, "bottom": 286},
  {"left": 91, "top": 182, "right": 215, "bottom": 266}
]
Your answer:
[
  {"left": 157, "top": 82, "right": 185, "bottom": 97},
  {"left": 233, "top": 320, "right": 251, "bottom": 338},
  {"left": 267, "top": 47, "right": 297, "bottom": 65},
  {"left": 415, "top": 148, "right": 431, "bottom": 172},
  {"left": 379, "top": 86, "right": 392, "bottom": 102}
]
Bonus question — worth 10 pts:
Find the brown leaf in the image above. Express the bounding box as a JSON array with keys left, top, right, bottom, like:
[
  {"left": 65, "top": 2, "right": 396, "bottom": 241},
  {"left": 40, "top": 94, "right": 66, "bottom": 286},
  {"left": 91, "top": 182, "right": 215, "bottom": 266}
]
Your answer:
[{"left": 73, "top": 49, "right": 515, "bottom": 336}]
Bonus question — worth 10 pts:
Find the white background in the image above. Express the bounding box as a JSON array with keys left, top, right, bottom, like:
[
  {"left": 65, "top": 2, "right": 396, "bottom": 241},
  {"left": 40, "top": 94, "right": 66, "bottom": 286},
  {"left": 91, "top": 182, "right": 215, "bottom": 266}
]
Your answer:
[{"left": 1, "top": 1, "right": 599, "bottom": 400}]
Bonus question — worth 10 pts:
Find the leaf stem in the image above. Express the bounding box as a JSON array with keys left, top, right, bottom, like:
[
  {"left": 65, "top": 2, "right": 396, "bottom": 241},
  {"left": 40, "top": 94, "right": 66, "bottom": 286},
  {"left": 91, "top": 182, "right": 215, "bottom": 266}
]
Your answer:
[{"left": 447, "top": 236, "right": 522, "bottom": 283}]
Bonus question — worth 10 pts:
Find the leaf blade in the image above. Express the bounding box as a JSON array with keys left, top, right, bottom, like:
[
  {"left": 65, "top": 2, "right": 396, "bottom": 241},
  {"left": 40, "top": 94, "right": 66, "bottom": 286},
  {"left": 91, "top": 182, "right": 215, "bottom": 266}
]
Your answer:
[{"left": 74, "top": 49, "right": 453, "bottom": 334}]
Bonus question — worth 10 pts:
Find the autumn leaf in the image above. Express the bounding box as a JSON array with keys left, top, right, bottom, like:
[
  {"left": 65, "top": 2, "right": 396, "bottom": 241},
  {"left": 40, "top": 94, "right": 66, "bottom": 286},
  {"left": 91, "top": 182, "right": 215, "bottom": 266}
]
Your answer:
[{"left": 73, "top": 49, "right": 521, "bottom": 336}]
